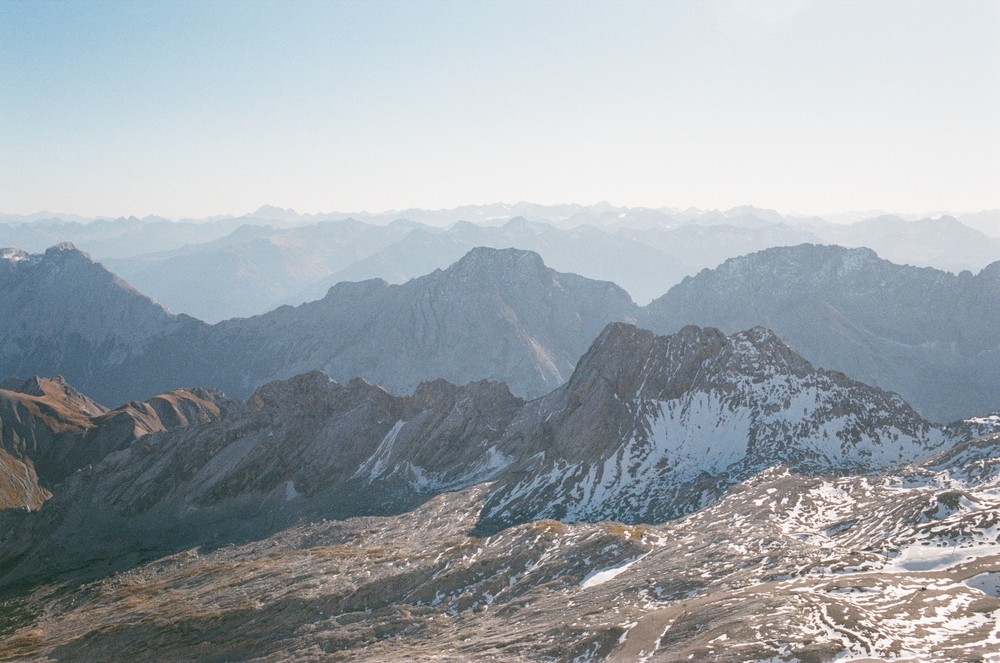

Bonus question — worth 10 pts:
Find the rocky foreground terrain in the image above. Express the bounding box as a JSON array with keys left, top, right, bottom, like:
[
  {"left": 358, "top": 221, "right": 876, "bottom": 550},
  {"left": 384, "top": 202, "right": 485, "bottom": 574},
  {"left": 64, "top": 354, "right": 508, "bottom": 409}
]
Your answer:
[
  {"left": 2, "top": 323, "right": 1000, "bottom": 660},
  {"left": 4, "top": 438, "right": 1000, "bottom": 661}
]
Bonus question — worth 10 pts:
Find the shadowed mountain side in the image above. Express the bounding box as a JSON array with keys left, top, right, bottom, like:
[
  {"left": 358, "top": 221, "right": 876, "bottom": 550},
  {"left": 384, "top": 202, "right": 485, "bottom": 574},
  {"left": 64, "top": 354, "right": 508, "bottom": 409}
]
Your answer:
[
  {"left": 0, "top": 376, "right": 226, "bottom": 510},
  {"left": 0, "top": 372, "right": 524, "bottom": 587},
  {"left": 0, "top": 246, "right": 638, "bottom": 402},
  {"left": 641, "top": 244, "right": 1000, "bottom": 422},
  {"left": 2, "top": 244, "right": 639, "bottom": 404},
  {"left": 0, "top": 243, "right": 216, "bottom": 407},
  {"left": 204, "top": 247, "right": 639, "bottom": 398}
]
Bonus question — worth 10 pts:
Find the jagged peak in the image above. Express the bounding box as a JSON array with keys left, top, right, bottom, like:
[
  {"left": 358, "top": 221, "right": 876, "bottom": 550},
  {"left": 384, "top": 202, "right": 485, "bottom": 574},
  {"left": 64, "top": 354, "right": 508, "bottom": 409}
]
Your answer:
[
  {"left": 0, "top": 247, "right": 29, "bottom": 262},
  {"left": 323, "top": 278, "right": 390, "bottom": 301},
  {"left": 409, "top": 378, "right": 521, "bottom": 411},
  {"left": 0, "top": 375, "right": 108, "bottom": 416},
  {"left": 739, "top": 243, "right": 879, "bottom": 265},
  {"left": 247, "top": 370, "right": 393, "bottom": 413},
  {"left": 688, "top": 244, "right": 887, "bottom": 284},
  {"left": 44, "top": 242, "right": 91, "bottom": 260},
  {"left": 569, "top": 322, "right": 817, "bottom": 402},
  {"left": 2, "top": 244, "right": 95, "bottom": 266}
]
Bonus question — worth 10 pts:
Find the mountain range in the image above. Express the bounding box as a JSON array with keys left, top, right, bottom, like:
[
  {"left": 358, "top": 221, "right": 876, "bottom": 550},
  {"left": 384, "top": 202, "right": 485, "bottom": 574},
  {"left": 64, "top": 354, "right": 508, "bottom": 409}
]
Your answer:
[
  {"left": 642, "top": 244, "right": 1000, "bottom": 422},
  {"left": 4, "top": 223, "right": 1000, "bottom": 659},
  {"left": 0, "top": 375, "right": 224, "bottom": 511},
  {"left": 1, "top": 244, "right": 638, "bottom": 406},
  {"left": 0, "top": 321, "right": 986, "bottom": 583},
  {"left": 5, "top": 241, "right": 1000, "bottom": 423},
  {"left": 6, "top": 205, "right": 998, "bottom": 322},
  {"left": 2, "top": 320, "right": 999, "bottom": 660}
]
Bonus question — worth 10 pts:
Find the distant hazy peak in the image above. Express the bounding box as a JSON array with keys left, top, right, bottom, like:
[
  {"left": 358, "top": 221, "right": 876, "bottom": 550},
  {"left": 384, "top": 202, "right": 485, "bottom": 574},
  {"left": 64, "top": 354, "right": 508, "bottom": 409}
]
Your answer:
[
  {"left": 447, "top": 246, "right": 547, "bottom": 276},
  {"left": 0, "top": 248, "right": 28, "bottom": 262},
  {"left": 728, "top": 242, "right": 880, "bottom": 264},
  {"left": 252, "top": 205, "right": 299, "bottom": 220}
]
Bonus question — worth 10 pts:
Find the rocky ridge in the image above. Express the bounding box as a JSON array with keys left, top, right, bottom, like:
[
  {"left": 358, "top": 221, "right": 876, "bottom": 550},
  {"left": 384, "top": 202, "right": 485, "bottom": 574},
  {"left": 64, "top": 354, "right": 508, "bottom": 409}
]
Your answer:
[
  {"left": 0, "top": 376, "right": 226, "bottom": 511},
  {"left": 5, "top": 431, "right": 1000, "bottom": 661}
]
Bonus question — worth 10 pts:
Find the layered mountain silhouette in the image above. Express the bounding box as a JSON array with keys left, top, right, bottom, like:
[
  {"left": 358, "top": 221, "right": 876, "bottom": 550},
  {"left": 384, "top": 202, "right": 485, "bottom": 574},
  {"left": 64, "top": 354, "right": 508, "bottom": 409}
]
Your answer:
[
  {"left": 642, "top": 244, "right": 1000, "bottom": 421},
  {"left": 105, "top": 219, "right": 417, "bottom": 322},
  {"left": 20, "top": 205, "right": 996, "bottom": 322},
  {"left": 1, "top": 244, "right": 638, "bottom": 405},
  {"left": 6, "top": 242, "right": 1000, "bottom": 421},
  {"left": 205, "top": 246, "right": 638, "bottom": 398},
  {"left": 0, "top": 244, "right": 211, "bottom": 406},
  {"left": 5, "top": 207, "right": 1000, "bottom": 660}
]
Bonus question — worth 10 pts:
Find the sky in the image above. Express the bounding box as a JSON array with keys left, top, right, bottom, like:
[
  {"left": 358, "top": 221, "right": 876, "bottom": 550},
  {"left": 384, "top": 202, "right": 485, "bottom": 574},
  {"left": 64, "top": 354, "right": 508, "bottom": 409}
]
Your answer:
[{"left": 1, "top": 0, "right": 998, "bottom": 218}]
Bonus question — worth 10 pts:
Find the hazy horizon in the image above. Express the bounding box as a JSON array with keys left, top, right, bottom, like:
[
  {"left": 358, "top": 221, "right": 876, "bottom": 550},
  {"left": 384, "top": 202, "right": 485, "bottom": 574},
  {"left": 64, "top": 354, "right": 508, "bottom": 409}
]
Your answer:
[
  {"left": 2, "top": 0, "right": 998, "bottom": 218},
  {"left": 2, "top": 201, "right": 999, "bottom": 226}
]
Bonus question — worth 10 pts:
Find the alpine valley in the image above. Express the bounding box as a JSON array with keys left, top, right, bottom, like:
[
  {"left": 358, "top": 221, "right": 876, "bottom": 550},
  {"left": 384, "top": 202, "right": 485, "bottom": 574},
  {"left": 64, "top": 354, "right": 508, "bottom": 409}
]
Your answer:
[{"left": 3, "top": 206, "right": 1000, "bottom": 662}]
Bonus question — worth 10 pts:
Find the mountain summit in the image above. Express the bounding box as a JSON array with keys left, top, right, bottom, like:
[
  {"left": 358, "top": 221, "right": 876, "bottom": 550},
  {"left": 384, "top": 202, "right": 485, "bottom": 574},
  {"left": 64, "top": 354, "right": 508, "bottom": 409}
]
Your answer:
[
  {"left": 203, "top": 246, "right": 639, "bottom": 398},
  {"left": 0, "top": 245, "right": 638, "bottom": 403},
  {"left": 641, "top": 243, "right": 1000, "bottom": 421},
  {"left": 475, "top": 322, "right": 949, "bottom": 531}
]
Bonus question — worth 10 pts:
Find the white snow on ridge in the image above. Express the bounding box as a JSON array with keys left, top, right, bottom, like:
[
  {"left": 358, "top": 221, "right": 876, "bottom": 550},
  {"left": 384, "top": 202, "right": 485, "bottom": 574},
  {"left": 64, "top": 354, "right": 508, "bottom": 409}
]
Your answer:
[{"left": 354, "top": 420, "right": 406, "bottom": 482}]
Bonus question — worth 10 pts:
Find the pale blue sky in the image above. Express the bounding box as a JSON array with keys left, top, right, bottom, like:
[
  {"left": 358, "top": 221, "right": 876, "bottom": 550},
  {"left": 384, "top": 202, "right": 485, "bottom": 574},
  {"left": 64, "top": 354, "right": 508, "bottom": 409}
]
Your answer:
[{"left": 1, "top": 0, "right": 997, "bottom": 218}]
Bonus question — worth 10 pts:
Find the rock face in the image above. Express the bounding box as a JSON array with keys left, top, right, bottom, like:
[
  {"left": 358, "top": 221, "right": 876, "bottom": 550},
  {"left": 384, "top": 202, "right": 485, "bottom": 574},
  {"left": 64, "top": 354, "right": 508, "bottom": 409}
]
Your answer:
[
  {"left": 0, "top": 243, "right": 211, "bottom": 406},
  {"left": 0, "top": 372, "right": 524, "bottom": 585},
  {"left": 474, "top": 323, "right": 954, "bottom": 533},
  {"left": 0, "top": 323, "right": 972, "bottom": 587},
  {"left": 1, "top": 244, "right": 637, "bottom": 404},
  {"left": 641, "top": 243, "right": 1000, "bottom": 422},
  {"left": 3, "top": 407, "right": 1000, "bottom": 662},
  {"left": 0, "top": 376, "right": 226, "bottom": 511},
  {"left": 209, "top": 247, "right": 638, "bottom": 398}
]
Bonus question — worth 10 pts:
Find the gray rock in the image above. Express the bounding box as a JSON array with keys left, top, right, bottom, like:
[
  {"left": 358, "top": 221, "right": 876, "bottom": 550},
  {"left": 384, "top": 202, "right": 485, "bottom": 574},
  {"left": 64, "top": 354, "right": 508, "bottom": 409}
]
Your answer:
[{"left": 641, "top": 243, "right": 1000, "bottom": 422}]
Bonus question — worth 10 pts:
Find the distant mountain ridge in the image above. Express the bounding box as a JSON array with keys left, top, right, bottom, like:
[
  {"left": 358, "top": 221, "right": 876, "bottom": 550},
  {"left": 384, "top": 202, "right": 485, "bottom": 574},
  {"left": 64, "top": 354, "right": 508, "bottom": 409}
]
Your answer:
[
  {"left": 11, "top": 205, "right": 992, "bottom": 321},
  {"left": 203, "top": 246, "right": 639, "bottom": 398},
  {"left": 0, "top": 244, "right": 638, "bottom": 405},
  {"left": 6, "top": 241, "right": 1000, "bottom": 421},
  {"left": 641, "top": 243, "right": 1000, "bottom": 422}
]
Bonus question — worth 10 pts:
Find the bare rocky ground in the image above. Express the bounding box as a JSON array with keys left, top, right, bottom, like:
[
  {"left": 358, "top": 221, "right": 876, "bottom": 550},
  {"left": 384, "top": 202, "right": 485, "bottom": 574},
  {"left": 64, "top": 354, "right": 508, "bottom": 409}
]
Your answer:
[{"left": 5, "top": 445, "right": 1000, "bottom": 662}]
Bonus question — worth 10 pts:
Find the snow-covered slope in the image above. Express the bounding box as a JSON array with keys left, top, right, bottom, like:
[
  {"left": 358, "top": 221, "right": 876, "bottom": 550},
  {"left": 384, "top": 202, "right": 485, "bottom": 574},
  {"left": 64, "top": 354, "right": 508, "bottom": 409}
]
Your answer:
[{"left": 476, "top": 323, "right": 955, "bottom": 532}]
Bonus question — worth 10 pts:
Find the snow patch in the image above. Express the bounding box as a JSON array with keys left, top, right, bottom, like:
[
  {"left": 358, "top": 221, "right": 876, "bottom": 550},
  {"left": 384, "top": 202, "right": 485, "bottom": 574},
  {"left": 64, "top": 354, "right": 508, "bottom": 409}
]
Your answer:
[
  {"left": 965, "top": 572, "right": 1000, "bottom": 596},
  {"left": 580, "top": 554, "right": 648, "bottom": 589}
]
